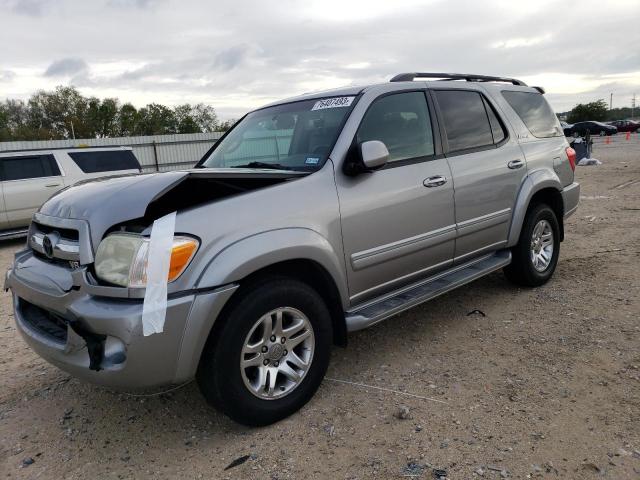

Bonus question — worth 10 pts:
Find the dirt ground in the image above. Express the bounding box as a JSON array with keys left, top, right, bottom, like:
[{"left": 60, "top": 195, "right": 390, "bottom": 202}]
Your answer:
[{"left": 1, "top": 137, "right": 639, "bottom": 479}]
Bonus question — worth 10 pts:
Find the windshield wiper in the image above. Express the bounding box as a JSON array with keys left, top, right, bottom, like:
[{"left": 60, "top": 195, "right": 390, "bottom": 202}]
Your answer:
[{"left": 231, "top": 162, "right": 292, "bottom": 170}]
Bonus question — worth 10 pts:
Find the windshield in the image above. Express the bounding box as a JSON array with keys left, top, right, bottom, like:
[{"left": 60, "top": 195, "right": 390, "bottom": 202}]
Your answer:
[{"left": 199, "top": 96, "right": 356, "bottom": 171}]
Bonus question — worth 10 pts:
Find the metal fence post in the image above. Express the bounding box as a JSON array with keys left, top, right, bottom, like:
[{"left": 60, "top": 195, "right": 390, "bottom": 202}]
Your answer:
[{"left": 152, "top": 141, "right": 160, "bottom": 171}]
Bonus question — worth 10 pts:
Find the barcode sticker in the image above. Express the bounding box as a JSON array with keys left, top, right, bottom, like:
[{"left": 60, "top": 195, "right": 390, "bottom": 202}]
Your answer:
[{"left": 311, "top": 96, "right": 355, "bottom": 110}]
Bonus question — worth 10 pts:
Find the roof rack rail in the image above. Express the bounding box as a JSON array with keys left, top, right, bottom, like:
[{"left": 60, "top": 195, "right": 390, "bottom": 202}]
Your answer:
[{"left": 390, "top": 72, "right": 527, "bottom": 86}]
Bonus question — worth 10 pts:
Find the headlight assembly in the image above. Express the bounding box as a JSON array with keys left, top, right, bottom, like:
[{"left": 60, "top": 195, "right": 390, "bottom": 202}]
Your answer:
[{"left": 94, "top": 234, "right": 198, "bottom": 287}]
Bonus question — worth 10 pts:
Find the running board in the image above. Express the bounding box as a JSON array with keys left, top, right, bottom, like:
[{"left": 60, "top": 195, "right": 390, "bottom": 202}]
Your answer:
[
  {"left": 0, "top": 228, "right": 28, "bottom": 240},
  {"left": 345, "top": 250, "right": 512, "bottom": 332}
]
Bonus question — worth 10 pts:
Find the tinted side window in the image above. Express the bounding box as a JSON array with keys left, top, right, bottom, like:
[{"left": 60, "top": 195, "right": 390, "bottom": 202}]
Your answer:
[
  {"left": 502, "top": 91, "right": 560, "bottom": 138},
  {"left": 434, "top": 90, "right": 494, "bottom": 152},
  {"left": 482, "top": 97, "right": 507, "bottom": 144},
  {"left": 68, "top": 150, "right": 141, "bottom": 173},
  {"left": 1, "top": 154, "right": 61, "bottom": 181},
  {"left": 357, "top": 91, "right": 434, "bottom": 162}
]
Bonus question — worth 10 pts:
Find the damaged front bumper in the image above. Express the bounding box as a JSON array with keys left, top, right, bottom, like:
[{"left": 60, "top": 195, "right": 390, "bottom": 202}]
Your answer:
[{"left": 6, "top": 249, "right": 237, "bottom": 389}]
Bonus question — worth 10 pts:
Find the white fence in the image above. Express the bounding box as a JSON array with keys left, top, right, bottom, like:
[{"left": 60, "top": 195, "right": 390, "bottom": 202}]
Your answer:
[{"left": 0, "top": 132, "right": 224, "bottom": 172}]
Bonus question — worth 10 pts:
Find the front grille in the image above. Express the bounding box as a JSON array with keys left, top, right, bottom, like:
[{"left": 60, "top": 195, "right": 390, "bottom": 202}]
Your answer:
[
  {"left": 32, "top": 221, "right": 79, "bottom": 241},
  {"left": 30, "top": 221, "right": 81, "bottom": 263},
  {"left": 18, "top": 299, "right": 68, "bottom": 344}
]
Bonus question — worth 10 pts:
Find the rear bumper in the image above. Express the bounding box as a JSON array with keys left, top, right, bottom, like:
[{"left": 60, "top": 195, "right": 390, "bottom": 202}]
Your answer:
[
  {"left": 562, "top": 182, "right": 580, "bottom": 219},
  {"left": 6, "top": 251, "right": 237, "bottom": 389}
]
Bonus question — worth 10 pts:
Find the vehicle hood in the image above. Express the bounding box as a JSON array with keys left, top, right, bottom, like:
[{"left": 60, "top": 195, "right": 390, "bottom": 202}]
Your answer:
[{"left": 39, "top": 168, "right": 306, "bottom": 247}]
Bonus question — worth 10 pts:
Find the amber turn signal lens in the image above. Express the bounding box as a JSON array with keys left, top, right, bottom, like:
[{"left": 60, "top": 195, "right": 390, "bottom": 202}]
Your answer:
[{"left": 168, "top": 237, "right": 199, "bottom": 282}]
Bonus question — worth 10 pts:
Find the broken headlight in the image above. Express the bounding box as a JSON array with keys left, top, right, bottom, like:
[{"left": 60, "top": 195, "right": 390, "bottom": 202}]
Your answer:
[{"left": 94, "top": 234, "right": 198, "bottom": 287}]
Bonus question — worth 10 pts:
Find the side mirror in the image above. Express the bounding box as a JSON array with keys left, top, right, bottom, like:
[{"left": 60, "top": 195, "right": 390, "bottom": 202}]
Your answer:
[{"left": 360, "top": 140, "right": 389, "bottom": 170}]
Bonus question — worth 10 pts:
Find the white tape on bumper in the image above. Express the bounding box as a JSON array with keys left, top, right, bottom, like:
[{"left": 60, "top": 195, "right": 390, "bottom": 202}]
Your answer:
[{"left": 142, "top": 211, "right": 176, "bottom": 336}]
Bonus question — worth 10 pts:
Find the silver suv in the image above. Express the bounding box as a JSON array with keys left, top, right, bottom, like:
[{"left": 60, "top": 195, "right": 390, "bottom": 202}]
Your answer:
[{"left": 6, "top": 73, "right": 580, "bottom": 425}]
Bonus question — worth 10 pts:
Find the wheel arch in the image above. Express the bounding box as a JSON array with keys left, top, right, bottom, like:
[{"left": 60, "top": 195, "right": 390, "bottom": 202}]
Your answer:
[
  {"left": 196, "top": 228, "right": 349, "bottom": 347},
  {"left": 508, "top": 171, "right": 565, "bottom": 246}
]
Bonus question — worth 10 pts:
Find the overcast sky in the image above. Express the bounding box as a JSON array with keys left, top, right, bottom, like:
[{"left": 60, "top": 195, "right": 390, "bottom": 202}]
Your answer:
[{"left": 1, "top": 0, "right": 639, "bottom": 119}]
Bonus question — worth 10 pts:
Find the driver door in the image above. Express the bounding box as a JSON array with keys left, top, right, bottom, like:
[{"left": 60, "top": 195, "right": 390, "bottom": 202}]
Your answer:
[{"left": 335, "top": 91, "right": 456, "bottom": 304}]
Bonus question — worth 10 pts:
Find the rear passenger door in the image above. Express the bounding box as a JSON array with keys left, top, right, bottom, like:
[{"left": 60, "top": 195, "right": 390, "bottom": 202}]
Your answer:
[
  {"left": 0, "top": 154, "right": 64, "bottom": 228},
  {"left": 433, "top": 89, "right": 526, "bottom": 263}
]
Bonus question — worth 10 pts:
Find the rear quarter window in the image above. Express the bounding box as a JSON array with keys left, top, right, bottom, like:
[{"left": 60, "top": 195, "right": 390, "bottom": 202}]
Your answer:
[
  {"left": 502, "top": 91, "right": 560, "bottom": 138},
  {"left": 68, "top": 150, "right": 141, "bottom": 173}
]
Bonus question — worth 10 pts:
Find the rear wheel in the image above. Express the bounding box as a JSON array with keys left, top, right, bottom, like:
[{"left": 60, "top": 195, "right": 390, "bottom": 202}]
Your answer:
[
  {"left": 504, "top": 204, "right": 560, "bottom": 287},
  {"left": 196, "top": 277, "right": 332, "bottom": 426}
]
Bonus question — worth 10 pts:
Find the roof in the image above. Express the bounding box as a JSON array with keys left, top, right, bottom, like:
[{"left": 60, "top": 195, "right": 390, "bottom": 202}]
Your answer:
[{"left": 260, "top": 72, "right": 540, "bottom": 110}]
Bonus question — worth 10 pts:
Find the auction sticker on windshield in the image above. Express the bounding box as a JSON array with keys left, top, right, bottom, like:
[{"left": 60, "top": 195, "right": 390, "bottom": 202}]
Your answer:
[{"left": 311, "top": 96, "right": 355, "bottom": 110}]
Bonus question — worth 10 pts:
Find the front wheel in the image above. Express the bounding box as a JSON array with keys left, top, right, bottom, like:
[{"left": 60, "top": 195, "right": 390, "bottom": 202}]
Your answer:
[
  {"left": 504, "top": 204, "right": 560, "bottom": 287},
  {"left": 196, "top": 277, "right": 332, "bottom": 426}
]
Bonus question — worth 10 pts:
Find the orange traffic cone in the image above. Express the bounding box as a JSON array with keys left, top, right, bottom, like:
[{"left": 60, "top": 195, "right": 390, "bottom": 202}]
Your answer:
[
  {"left": 626, "top": 131, "right": 631, "bottom": 140},
  {"left": 605, "top": 136, "right": 611, "bottom": 144}
]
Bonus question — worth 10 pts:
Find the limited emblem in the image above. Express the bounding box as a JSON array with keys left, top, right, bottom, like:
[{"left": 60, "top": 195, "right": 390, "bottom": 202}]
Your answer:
[{"left": 42, "top": 233, "right": 58, "bottom": 259}]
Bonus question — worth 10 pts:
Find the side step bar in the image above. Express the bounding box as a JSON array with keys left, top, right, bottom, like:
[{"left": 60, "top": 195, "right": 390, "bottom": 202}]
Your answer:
[
  {"left": 345, "top": 250, "right": 512, "bottom": 332},
  {"left": 0, "top": 229, "right": 28, "bottom": 240}
]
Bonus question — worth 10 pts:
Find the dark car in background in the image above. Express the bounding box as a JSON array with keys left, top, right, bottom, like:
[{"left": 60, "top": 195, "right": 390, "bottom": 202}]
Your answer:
[
  {"left": 569, "top": 121, "right": 617, "bottom": 137},
  {"left": 560, "top": 121, "right": 573, "bottom": 137},
  {"left": 608, "top": 119, "right": 640, "bottom": 133}
]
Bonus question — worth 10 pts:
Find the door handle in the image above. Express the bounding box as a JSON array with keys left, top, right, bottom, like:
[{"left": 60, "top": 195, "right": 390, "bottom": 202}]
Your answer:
[
  {"left": 423, "top": 175, "right": 447, "bottom": 188},
  {"left": 507, "top": 159, "right": 524, "bottom": 169},
  {"left": 45, "top": 183, "right": 61, "bottom": 188}
]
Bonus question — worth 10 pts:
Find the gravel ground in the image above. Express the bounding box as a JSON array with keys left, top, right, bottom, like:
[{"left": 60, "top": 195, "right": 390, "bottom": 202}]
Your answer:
[{"left": 1, "top": 139, "right": 639, "bottom": 479}]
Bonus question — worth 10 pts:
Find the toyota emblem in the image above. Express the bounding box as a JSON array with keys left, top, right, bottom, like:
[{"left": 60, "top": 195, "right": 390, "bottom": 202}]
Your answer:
[{"left": 42, "top": 234, "right": 57, "bottom": 259}]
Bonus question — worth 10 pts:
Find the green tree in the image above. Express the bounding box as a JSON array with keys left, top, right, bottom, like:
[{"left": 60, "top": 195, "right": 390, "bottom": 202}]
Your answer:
[
  {"left": 83, "top": 97, "right": 102, "bottom": 138},
  {"left": 174, "top": 104, "right": 201, "bottom": 134},
  {"left": 567, "top": 100, "right": 608, "bottom": 123},
  {"left": 0, "top": 85, "right": 221, "bottom": 140},
  {"left": 216, "top": 118, "right": 236, "bottom": 131},
  {"left": 26, "top": 86, "right": 90, "bottom": 139},
  {"left": 135, "top": 103, "right": 177, "bottom": 135},
  {"left": 118, "top": 103, "right": 138, "bottom": 137},
  {"left": 191, "top": 103, "right": 218, "bottom": 132},
  {"left": 98, "top": 98, "right": 119, "bottom": 137},
  {"left": 0, "top": 103, "right": 9, "bottom": 141}
]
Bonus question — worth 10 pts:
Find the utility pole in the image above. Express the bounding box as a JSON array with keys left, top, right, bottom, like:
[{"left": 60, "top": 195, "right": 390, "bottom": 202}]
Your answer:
[
  {"left": 632, "top": 93, "right": 636, "bottom": 120},
  {"left": 610, "top": 93, "right": 613, "bottom": 111}
]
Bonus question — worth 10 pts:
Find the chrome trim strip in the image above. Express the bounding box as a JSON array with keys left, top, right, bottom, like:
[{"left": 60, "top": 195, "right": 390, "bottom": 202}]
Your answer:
[
  {"left": 349, "top": 257, "right": 453, "bottom": 304},
  {"left": 350, "top": 224, "right": 456, "bottom": 271},
  {"left": 457, "top": 208, "right": 511, "bottom": 230}
]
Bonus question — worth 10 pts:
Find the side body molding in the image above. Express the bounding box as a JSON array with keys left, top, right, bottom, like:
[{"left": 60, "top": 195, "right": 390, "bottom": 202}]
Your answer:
[
  {"left": 196, "top": 228, "right": 350, "bottom": 307},
  {"left": 507, "top": 169, "right": 563, "bottom": 247}
]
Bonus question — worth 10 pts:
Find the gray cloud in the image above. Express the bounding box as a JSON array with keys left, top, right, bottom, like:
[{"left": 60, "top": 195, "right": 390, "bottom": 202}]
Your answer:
[
  {"left": 1, "top": 0, "right": 639, "bottom": 117},
  {"left": 213, "top": 45, "right": 251, "bottom": 71},
  {"left": 107, "top": 0, "right": 165, "bottom": 8},
  {"left": 0, "top": 70, "right": 16, "bottom": 82},
  {"left": 44, "top": 58, "right": 89, "bottom": 77},
  {"left": 0, "top": 0, "right": 57, "bottom": 16}
]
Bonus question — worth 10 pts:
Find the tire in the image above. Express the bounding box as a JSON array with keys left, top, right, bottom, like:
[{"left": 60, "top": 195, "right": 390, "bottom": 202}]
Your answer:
[
  {"left": 196, "top": 277, "right": 332, "bottom": 426},
  {"left": 504, "top": 204, "right": 560, "bottom": 287}
]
